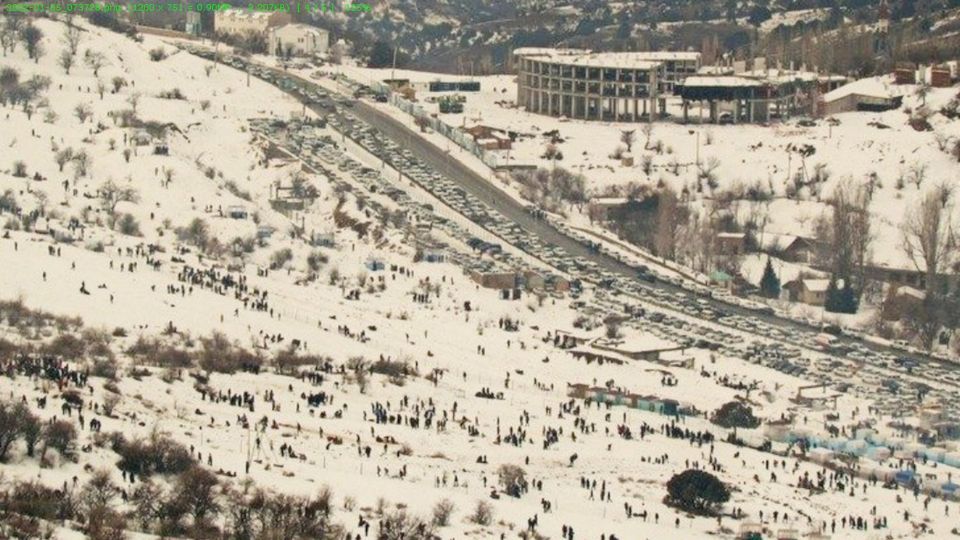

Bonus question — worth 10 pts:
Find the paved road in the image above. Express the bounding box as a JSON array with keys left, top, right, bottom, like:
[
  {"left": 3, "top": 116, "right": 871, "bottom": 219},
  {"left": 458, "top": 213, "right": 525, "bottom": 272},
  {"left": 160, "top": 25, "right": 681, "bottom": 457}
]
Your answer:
[
  {"left": 255, "top": 62, "right": 937, "bottom": 365},
  {"left": 342, "top": 97, "right": 940, "bottom": 364},
  {"left": 344, "top": 101, "right": 826, "bottom": 326}
]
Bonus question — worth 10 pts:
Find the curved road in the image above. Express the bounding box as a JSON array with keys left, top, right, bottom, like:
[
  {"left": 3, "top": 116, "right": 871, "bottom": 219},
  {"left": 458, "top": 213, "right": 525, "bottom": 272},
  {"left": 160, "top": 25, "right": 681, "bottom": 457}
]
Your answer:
[
  {"left": 344, "top": 99, "right": 937, "bottom": 365},
  {"left": 249, "top": 60, "right": 936, "bottom": 366}
]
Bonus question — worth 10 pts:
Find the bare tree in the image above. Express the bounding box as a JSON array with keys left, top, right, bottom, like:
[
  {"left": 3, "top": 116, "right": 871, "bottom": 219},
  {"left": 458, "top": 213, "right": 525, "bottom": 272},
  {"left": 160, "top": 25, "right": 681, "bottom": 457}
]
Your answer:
[
  {"left": 816, "top": 178, "right": 872, "bottom": 293},
  {"left": 58, "top": 50, "right": 75, "bottom": 74},
  {"left": 81, "top": 469, "right": 120, "bottom": 514},
  {"left": 99, "top": 178, "right": 140, "bottom": 213},
  {"left": 127, "top": 91, "right": 141, "bottom": 113},
  {"left": 74, "top": 102, "right": 92, "bottom": 123},
  {"left": 0, "top": 400, "right": 25, "bottom": 461},
  {"left": 55, "top": 147, "right": 75, "bottom": 172},
  {"left": 497, "top": 464, "right": 528, "bottom": 497},
  {"left": 41, "top": 419, "right": 76, "bottom": 459},
  {"left": 0, "top": 17, "right": 25, "bottom": 56},
  {"left": 654, "top": 187, "right": 683, "bottom": 260},
  {"left": 901, "top": 186, "right": 959, "bottom": 347},
  {"left": 641, "top": 123, "right": 654, "bottom": 149},
  {"left": 62, "top": 23, "right": 82, "bottom": 56},
  {"left": 71, "top": 149, "right": 91, "bottom": 178},
  {"left": 698, "top": 156, "right": 721, "bottom": 187},
  {"left": 85, "top": 50, "right": 107, "bottom": 76},
  {"left": 20, "top": 407, "right": 42, "bottom": 457},
  {"left": 19, "top": 24, "right": 43, "bottom": 62},
  {"left": 620, "top": 129, "right": 635, "bottom": 153},
  {"left": 102, "top": 394, "right": 120, "bottom": 417},
  {"left": 175, "top": 466, "right": 221, "bottom": 525},
  {"left": 684, "top": 205, "right": 721, "bottom": 273},
  {"left": 641, "top": 154, "right": 653, "bottom": 176},
  {"left": 469, "top": 500, "right": 493, "bottom": 526},
  {"left": 908, "top": 161, "right": 927, "bottom": 189},
  {"left": 902, "top": 186, "right": 958, "bottom": 294},
  {"left": 934, "top": 132, "right": 952, "bottom": 152},
  {"left": 431, "top": 499, "right": 455, "bottom": 527}
]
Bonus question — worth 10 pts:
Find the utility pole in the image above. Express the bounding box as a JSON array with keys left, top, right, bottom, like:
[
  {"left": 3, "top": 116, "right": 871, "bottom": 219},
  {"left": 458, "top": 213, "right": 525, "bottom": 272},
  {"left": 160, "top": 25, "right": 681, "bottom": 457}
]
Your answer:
[
  {"left": 391, "top": 46, "right": 397, "bottom": 82},
  {"left": 689, "top": 129, "right": 700, "bottom": 182}
]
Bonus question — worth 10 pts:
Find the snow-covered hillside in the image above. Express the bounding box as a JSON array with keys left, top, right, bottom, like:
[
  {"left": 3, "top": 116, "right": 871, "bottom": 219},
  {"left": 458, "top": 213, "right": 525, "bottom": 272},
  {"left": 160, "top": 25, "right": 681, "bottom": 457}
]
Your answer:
[{"left": 2, "top": 15, "right": 960, "bottom": 540}]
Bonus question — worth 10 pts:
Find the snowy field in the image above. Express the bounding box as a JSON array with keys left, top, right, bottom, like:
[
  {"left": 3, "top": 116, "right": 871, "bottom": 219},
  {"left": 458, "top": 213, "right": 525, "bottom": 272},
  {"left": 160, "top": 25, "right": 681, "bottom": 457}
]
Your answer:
[{"left": 1, "top": 15, "right": 960, "bottom": 540}]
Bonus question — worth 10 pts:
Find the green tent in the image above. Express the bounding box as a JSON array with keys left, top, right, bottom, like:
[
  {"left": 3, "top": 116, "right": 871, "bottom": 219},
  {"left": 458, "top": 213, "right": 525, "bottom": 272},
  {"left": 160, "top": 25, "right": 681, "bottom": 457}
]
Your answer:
[{"left": 710, "top": 270, "right": 733, "bottom": 283}]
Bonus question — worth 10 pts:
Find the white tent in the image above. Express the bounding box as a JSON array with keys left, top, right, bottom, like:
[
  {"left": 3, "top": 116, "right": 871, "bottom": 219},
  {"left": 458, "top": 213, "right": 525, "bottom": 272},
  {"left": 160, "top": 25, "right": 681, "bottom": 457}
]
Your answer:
[{"left": 809, "top": 447, "right": 834, "bottom": 463}]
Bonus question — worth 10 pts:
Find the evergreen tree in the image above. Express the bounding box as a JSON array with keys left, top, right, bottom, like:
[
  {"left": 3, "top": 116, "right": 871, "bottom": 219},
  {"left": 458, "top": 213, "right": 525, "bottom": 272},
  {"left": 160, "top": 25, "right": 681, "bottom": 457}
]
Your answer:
[
  {"left": 824, "top": 277, "right": 841, "bottom": 312},
  {"left": 747, "top": 5, "right": 772, "bottom": 27},
  {"left": 759, "top": 258, "right": 781, "bottom": 299},
  {"left": 724, "top": 0, "right": 737, "bottom": 22},
  {"left": 666, "top": 469, "right": 730, "bottom": 514},
  {"left": 839, "top": 281, "right": 859, "bottom": 314},
  {"left": 368, "top": 41, "right": 395, "bottom": 68}
]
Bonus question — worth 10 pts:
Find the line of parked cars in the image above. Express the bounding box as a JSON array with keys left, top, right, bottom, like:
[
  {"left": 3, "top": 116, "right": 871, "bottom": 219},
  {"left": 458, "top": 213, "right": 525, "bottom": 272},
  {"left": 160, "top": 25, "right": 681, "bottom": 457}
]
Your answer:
[{"left": 206, "top": 46, "right": 960, "bottom": 423}]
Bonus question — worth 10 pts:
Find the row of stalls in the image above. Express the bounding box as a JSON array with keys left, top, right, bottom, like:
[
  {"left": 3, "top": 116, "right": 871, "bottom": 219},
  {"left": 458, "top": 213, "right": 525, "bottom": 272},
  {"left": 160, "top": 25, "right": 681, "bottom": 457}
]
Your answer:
[
  {"left": 566, "top": 383, "right": 693, "bottom": 416},
  {"left": 765, "top": 424, "right": 960, "bottom": 497}
]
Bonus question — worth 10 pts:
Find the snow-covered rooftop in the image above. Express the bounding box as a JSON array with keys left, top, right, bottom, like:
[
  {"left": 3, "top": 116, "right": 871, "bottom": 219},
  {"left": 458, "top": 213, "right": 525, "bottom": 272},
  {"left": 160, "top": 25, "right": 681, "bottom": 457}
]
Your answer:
[
  {"left": 802, "top": 279, "right": 831, "bottom": 292},
  {"left": 274, "top": 23, "right": 329, "bottom": 36},
  {"left": 513, "top": 48, "right": 700, "bottom": 69},
  {"left": 757, "top": 232, "right": 810, "bottom": 252},
  {"left": 592, "top": 333, "right": 679, "bottom": 354},
  {"left": 218, "top": 8, "right": 277, "bottom": 20},
  {"left": 738, "top": 68, "right": 820, "bottom": 83},
  {"left": 681, "top": 76, "right": 764, "bottom": 88},
  {"left": 823, "top": 76, "right": 896, "bottom": 102}
]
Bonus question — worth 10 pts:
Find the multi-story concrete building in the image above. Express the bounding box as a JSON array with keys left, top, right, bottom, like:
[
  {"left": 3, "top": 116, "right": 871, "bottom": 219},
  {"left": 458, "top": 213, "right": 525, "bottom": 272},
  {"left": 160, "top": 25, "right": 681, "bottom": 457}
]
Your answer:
[
  {"left": 269, "top": 24, "right": 329, "bottom": 57},
  {"left": 513, "top": 48, "right": 701, "bottom": 122},
  {"left": 214, "top": 9, "right": 291, "bottom": 37},
  {"left": 630, "top": 51, "right": 701, "bottom": 92}
]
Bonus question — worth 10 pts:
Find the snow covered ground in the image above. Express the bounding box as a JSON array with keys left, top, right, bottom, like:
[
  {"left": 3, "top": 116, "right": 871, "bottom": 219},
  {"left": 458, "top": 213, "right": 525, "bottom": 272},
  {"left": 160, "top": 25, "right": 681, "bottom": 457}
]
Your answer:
[
  {"left": 2, "top": 15, "right": 960, "bottom": 540},
  {"left": 326, "top": 62, "right": 960, "bottom": 273}
]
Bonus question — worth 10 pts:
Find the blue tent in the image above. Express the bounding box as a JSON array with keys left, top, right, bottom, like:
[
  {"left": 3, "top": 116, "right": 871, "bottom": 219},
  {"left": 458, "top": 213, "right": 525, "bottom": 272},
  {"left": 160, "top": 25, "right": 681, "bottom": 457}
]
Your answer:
[{"left": 895, "top": 470, "right": 915, "bottom": 485}]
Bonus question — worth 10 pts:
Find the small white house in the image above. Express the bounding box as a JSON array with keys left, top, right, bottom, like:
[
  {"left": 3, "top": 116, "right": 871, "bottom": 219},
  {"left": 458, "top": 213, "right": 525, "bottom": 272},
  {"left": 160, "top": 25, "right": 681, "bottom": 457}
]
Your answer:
[{"left": 270, "top": 24, "right": 329, "bottom": 57}]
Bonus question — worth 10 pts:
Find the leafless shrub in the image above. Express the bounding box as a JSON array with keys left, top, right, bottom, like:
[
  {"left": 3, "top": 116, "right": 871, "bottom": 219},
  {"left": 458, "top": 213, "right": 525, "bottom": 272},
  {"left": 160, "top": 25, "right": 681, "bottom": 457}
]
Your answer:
[
  {"left": 431, "top": 499, "right": 455, "bottom": 527},
  {"left": 469, "top": 500, "right": 493, "bottom": 526}
]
